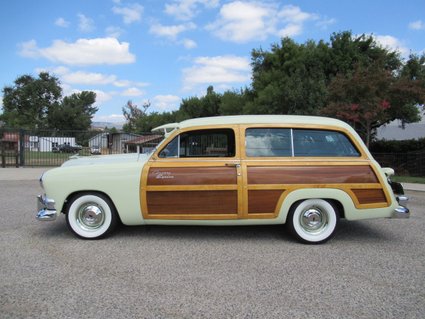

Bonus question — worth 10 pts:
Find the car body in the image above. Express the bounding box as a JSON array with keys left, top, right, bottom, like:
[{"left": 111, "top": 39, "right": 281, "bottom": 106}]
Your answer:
[{"left": 36, "top": 115, "right": 409, "bottom": 243}]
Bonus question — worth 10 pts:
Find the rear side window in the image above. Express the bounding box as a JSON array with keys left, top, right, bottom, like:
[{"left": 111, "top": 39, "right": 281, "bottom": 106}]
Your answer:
[
  {"left": 245, "top": 128, "right": 360, "bottom": 157},
  {"left": 245, "top": 128, "right": 291, "bottom": 157},
  {"left": 293, "top": 129, "right": 360, "bottom": 157}
]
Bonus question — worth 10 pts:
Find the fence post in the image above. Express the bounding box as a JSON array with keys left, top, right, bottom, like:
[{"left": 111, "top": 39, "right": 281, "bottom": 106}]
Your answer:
[{"left": 19, "top": 129, "right": 25, "bottom": 167}]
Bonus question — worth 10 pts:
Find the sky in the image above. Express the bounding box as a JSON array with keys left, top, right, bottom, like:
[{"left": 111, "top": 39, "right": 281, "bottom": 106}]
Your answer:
[{"left": 0, "top": 0, "right": 424, "bottom": 124}]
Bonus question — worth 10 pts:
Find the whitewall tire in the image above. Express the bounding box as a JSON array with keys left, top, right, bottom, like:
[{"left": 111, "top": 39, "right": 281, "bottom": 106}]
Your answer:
[
  {"left": 66, "top": 193, "right": 118, "bottom": 239},
  {"left": 287, "top": 199, "right": 339, "bottom": 244}
]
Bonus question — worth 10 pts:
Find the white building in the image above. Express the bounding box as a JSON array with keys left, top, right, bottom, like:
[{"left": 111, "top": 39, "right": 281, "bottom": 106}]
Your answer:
[{"left": 29, "top": 136, "right": 76, "bottom": 152}]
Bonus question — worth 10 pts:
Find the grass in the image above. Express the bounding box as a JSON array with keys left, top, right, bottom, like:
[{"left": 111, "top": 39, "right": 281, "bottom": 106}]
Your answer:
[{"left": 392, "top": 176, "right": 425, "bottom": 184}]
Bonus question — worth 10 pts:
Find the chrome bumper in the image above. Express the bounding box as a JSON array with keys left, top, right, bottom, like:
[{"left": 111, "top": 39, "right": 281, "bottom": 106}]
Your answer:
[
  {"left": 36, "top": 195, "right": 57, "bottom": 221},
  {"left": 392, "top": 195, "right": 410, "bottom": 219}
]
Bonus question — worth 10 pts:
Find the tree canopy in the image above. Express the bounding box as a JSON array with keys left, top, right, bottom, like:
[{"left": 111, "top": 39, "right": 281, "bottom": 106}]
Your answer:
[
  {"left": 122, "top": 31, "right": 424, "bottom": 146},
  {"left": 1, "top": 72, "right": 98, "bottom": 131}
]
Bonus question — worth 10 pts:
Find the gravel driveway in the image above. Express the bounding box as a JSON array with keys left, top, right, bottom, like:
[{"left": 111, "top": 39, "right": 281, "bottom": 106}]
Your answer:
[{"left": 1, "top": 179, "right": 424, "bottom": 319}]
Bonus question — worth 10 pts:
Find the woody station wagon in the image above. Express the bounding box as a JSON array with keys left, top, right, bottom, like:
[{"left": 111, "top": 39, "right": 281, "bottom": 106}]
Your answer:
[{"left": 37, "top": 115, "right": 409, "bottom": 243}]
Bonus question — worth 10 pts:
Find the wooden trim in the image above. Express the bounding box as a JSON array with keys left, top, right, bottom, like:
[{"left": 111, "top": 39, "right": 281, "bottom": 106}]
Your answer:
[
  {"left": 247, "top": 165, "right": 378, "bottom": 185},
  {"left": 146, "top": 190, "right": 238, "bottom": 215},
  {"left": 351, "top": 189, "right": 387, "bottom": 205},
  {"left": 248, "top": 190, "right": 285, "bottom": 214}
]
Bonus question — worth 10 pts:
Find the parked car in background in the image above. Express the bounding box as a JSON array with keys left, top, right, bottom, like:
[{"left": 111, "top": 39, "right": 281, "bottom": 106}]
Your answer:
[
  {"left": 36, "top": 115, "right": 409, "bottom": 243},
  {"left": 90, "top": 145, "right": 101, "bottom": 155},
  {"left": 52, "top": 144, "right": 81, "bottom": 153}
]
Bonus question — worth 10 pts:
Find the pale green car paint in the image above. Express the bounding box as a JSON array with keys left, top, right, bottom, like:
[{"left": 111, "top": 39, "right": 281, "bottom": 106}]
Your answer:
[{"left": 40, "top": 115, "right": 401, "bottom": 228}]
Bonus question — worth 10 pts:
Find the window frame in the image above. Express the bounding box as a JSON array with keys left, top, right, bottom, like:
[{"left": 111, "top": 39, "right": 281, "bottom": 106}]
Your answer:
[
  {"left": 157, "top": 127, "right": 237, "bottom": 159},
  {"left": 244, "top": 127, "right": 361, "bottom": 158}
]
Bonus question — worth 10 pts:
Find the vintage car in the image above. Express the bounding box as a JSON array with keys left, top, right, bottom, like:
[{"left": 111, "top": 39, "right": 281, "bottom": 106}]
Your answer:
[{"left": 37, "top": 115, "right": 409, "bottom": 243}]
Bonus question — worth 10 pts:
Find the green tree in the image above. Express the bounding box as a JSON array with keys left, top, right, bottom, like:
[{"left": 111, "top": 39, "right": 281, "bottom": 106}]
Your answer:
[
  {"left": 248, "top": 38, "right": 329, "bottom": 115},
  {"left": 1, "top": 72, "right": 62, "bottom": 129},
  {"left": 48, "top": 91, "right": 98, "bottom": 131},
  {"left": 122, "top": 100, "right": 150, "bottom": 132},
  {"left": 180, "top": 86, "right": 221, "bottom": 118}
]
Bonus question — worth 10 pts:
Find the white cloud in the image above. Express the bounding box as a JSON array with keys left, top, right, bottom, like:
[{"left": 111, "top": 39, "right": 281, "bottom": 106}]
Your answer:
[
  {"left": 183, "top": 55, "right": 251, "bottom": 90},
  {"left": 112, "top": 3, "right": 143, "bottom": 24},
  {"left": 63, "top": 71, "right": 117, "bottom": 86},
  {"left": 207, "top": 2, "right": 319, "bottom": 43},
  {"left": 409, "top": 20, "right": 425, "bottom": 30},
  {"left": 374, "top": 35, "right": 410, "bottom": 57},
  {"left": 122, "top": 87, "right": 144, "bottom": 96},
  {"left": 37, "top": 66, "right": 149, "bottom": 89},
  {"left": 153, "top": 95, "right": 181, "bottom": 111},
  {"left": 78, "top": 13, "right": 95, "bottom": 32},
  {"left": 181, "top": 38, "right": 197, "bottom": 49},
  {"left": 92, "top": 90, "right": 114, "bottom": 103},
  {"left": 150, "top": 22, "right": 196, "bottom": 40},
  {"left": 55, "top": 17, "right": 70, "bottom": 28},
  {"left": 106, "top": 26, "right": 125, "bottom": 38},
  {"left": 165, "top": 0, "right": 220, "bottom": 21},
  {"left": 93, "top": 114, "right": 126, "bottom": 123},
  {"left": 19, "top": 38, "right": 136, "bottom": 66}
]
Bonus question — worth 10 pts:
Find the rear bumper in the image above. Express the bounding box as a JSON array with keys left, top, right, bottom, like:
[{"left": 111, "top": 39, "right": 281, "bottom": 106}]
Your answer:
[
  {"left": 36, "top": 195, "right": 57, "bottom": 221},
  {"left": 392, "top": 195, "right": 409, "bottom": 219}
]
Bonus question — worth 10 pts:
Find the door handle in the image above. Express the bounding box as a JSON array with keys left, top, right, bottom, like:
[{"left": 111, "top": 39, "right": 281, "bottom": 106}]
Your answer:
[{"left": 225, "top": 163, "right": 241, "bottom": 167}]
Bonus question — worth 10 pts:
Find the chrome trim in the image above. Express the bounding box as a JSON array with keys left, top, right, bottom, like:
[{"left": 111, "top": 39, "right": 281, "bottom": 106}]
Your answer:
[
  {"left": 36, "top": 195, "right": 57, "bottom": 221},
  {"left": 391, "top": 195, "right": 410, "bottom": 219}
]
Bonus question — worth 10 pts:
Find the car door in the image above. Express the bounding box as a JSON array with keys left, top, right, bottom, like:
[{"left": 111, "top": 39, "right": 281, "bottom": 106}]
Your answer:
[{"left": 140, "top": 127, "right": 243, "bottom": 220}]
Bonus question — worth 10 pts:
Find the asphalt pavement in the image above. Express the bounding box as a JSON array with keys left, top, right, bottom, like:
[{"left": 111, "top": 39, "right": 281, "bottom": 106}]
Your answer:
[{"left": 0, "top": 168, "right": 424, "bottom": 318}]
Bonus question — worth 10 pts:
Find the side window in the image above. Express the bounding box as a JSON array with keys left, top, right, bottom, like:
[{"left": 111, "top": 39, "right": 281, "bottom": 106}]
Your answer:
[
  {"left": 293, "top": 129, "right": 360, "bottom": 157},
  {"left": 245, "top": 128, "right": 292, "bottom": 157},
  {"left": 159, "top": 129, "right": 235, "bottom": 158}
]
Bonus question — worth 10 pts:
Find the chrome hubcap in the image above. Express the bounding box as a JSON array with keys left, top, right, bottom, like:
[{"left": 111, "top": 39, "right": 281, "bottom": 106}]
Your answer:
[
  {"left": 77, "top": 204, "right": 105, "bottom": 231},
  {"left": 300, "top": 207, "right": 328, "bottom": 233}
]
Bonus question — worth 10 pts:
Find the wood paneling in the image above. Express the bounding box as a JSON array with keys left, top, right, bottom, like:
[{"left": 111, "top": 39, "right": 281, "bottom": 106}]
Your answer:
[
  {"left": 247, "top": 165, "right": 378, "bottom": 184},
  {"left": 147, "top": 190, "right": 238, "bottom": 214},
  {"left": 248, "top": 190, "right": 284, "bottom": 214},
  {"left": 352, "top": 189, "right": 387, "bottom": 205},
  {"left": 148, "top": 167, "right": 237, "bottom": 185}
]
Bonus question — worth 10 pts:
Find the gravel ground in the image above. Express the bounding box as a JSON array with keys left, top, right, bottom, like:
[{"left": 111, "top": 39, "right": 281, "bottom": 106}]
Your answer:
[{"left": 0, "top": 180, "right": 424, "bottom": 319}]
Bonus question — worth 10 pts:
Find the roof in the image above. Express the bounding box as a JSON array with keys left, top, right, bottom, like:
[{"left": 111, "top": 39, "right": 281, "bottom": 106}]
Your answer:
[{"left": 177, "top": 115, "right": 352, "bottom": 130}]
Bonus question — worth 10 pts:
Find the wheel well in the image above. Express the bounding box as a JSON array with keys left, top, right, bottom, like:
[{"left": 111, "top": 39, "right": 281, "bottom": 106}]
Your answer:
[
  {"left": 288, "top": 198, "right": 345, "bottom": 219},
  {"left": 62, "top": 191, "right": 121, "bottom": 222}
]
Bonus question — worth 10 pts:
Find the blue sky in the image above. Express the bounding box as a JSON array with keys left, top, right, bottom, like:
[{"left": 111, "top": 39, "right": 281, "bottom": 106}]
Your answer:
[{"left": 1, "top": 0, "right": 424, "bottom": 124}]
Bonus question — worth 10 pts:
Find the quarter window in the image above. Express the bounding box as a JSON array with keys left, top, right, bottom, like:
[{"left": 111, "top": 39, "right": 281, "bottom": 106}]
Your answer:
[
  {"left": 293, "top": 129, "right": 360, "bottom": 157},
  {"left": 159, "top": 129, "right": 235, "bottom": 158}
]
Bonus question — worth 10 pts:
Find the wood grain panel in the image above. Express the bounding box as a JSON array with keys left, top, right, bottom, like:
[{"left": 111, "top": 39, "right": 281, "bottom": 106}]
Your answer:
[
  {"left": 248, "top": 190, "right": 284, "bottom": 214},
  {"left": 148, "top": 167, "right": 237, "bottom": 185},
  {"left": 352, "top": 189, "right": 387, "bottom": 204},
  {"left": 247, "top": 165, "right": 378, "bottom": 184},
  {"left": 147, "top": 190, "right": 238, "bottom": 214}
]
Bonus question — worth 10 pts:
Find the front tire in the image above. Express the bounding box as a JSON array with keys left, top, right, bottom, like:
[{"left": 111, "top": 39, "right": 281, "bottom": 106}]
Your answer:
[
  {"left": 66, "top": 193, "right": 118, "bottom": 239},
  {"left": 287, "top": 199, "right": 339, "bottom": 244}
]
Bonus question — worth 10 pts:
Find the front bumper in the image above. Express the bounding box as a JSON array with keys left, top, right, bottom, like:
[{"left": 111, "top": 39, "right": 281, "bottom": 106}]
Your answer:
[
  {"left": 392, "top": 195, "right": 410, "bottom": 218},
  {"left": 36, "top": 195, "right": 57, "bottom": 221}
]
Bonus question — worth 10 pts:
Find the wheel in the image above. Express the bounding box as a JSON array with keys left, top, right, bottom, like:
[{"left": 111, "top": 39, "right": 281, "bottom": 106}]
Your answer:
[
  {"left": 66, "top": 193, "right": 118, "bottom": 239},
  {"left": 287, "top": 199, "right": 339, "bottom": 244}
]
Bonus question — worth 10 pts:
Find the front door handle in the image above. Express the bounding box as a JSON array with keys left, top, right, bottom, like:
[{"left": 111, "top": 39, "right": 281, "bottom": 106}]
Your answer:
[{"left": 225, "top": 163, "right": 241, "bottom": 168}]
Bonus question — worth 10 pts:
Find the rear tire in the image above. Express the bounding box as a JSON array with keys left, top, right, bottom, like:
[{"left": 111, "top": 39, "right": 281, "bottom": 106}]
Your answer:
[
  {"left": 287, "top": 199, "right": 339, "bottom": 244},
  {"left": 66, "top": 193, "right": 118, "bottom": 239}
]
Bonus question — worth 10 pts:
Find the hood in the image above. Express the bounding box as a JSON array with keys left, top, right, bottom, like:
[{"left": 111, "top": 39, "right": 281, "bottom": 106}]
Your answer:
[{"left": 61, "top": 152, "right": 150, "bottom": 167}]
